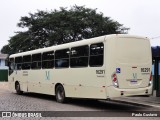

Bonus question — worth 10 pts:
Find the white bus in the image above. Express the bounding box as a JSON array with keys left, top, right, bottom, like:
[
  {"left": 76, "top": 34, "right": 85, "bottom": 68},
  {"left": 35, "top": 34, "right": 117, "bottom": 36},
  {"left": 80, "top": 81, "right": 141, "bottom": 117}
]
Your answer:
[{"left": 8, "top": 34, "right": 152, "bottom": 103}]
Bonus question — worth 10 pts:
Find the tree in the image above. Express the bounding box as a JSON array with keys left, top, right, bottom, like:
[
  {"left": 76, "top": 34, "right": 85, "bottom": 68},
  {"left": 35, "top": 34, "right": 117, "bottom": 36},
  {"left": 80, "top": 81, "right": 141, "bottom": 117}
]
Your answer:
[
  {"left": 1, "top": 32, "right": 31, "bottom": 54},
  {"left": 1, "top": 5, "right": 129, "bottom": 54}
]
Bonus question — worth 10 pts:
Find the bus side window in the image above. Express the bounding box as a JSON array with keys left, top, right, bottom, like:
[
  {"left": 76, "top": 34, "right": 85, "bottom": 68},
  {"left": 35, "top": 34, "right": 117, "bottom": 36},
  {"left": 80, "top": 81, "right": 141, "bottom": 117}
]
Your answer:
[
  {"left": 70, "top": 45, "right": 89, "bottom": 68},
  {"left": 15, "top": 56, "right": 22, "bottom": 70},
  {"left": 89, "top": 43, "right": 104, "bottom": 67},
  {"left": 42, "top": 51, "right": 54, "bottom": 69},
  {"left": 22, "top": 55, "right": 32, "bottom": 70},
  {"left": 31, "top": 53, "right": 42, "bottom": 69},
  {"left": 55, "top": 49, "right": 69, "bottom": 68}
]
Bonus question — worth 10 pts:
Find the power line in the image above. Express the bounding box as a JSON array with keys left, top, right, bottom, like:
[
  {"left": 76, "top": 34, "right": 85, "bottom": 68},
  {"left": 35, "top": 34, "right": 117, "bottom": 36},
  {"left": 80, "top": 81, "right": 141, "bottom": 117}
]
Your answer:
[{"left": 150, "top": 36, "right": 160, "bottom": 40}]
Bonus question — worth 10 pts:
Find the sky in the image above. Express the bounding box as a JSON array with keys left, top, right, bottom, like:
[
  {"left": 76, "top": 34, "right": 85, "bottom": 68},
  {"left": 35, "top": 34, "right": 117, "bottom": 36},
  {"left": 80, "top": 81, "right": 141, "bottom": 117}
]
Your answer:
[{"left": 0, "top": 0, "right": 160, "bottom": 50}]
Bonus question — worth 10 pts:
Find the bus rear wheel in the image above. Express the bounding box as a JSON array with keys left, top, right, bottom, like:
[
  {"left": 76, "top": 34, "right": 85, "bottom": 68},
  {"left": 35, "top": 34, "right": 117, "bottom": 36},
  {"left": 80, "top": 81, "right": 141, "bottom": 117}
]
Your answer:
[
  {"left": 55, "top": 85, "right": 66, "bottom": 103},
  {"left": 15, "top": 82, "right": 23, "bottom": 95}
]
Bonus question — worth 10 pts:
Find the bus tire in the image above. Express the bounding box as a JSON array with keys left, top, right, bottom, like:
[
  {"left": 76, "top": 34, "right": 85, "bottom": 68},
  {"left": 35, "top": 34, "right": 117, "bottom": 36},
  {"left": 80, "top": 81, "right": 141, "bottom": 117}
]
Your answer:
[
  {"left": 15, "top": 82, "right": 23, "bottom": 95},
  {"left": 55, "top": 85, "right": 66, "bottom": 103}
]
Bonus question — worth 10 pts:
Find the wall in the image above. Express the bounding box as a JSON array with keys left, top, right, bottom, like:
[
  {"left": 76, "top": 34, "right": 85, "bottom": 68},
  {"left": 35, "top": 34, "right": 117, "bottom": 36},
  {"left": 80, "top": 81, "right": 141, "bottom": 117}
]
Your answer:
[
  {"left": 0, "top": 59, "right": 8, "bottom": 81},
  {"left": 0, "top": 59, "right": 8, "bottom": 69}
]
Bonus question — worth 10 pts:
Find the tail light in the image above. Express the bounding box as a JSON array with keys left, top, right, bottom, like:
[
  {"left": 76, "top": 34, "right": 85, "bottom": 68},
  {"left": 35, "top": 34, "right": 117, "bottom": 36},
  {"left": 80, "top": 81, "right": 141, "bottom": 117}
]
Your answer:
[
  {"left": 112, "top": 73, "right": 119, "bottom": 88},
  {"left": 148, "top": 72, "right": 152, "bottom": 86}
]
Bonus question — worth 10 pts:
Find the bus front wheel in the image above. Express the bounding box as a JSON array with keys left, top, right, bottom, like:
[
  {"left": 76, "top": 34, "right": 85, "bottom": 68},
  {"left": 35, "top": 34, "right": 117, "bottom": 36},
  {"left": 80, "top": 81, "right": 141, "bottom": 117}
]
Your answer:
[
  {"left": 15, "top": 82, "right": 23, "bottom": 95},
  {"left": 55, "top": 85, "right": 66, "bottom": 103}
]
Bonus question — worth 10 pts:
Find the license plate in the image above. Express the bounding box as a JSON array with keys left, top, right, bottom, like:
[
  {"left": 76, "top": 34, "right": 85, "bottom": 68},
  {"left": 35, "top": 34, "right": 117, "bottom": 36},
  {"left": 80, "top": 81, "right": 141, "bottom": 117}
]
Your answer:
[{"left": 130, "top": 80, "right": 137, "bottom": 84}]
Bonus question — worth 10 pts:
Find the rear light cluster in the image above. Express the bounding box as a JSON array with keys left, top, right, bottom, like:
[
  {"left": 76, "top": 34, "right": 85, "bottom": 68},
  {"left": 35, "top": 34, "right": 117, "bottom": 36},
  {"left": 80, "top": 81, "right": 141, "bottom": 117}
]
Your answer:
[
  {"left": 112, "top": 73, "right": 119, "bottom": 88},
  {"left": 148, "top": 72, "right": 152, "bottom": 86}
]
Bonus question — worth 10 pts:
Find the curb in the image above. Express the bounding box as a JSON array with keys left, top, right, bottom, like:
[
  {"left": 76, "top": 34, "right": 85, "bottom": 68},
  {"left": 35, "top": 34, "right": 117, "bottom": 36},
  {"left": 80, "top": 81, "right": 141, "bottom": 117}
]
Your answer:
[{"left": 111, "top": 99, "right": 160, "bottom": 108}]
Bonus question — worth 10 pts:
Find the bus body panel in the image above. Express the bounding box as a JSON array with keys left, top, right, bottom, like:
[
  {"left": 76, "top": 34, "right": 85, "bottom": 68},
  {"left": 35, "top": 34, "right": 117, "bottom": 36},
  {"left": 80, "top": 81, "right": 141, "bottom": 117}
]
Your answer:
[
  {"left": 114, "top": 37, "right": 152, "bottom": 89},
  {"left": 107, "top": 86, "right": 152, "bottom": 98},
  {"left": 49, "top": 67, "right": 107, "bottom": 99},
  {"left": 8, "top": 34, "right": 152, "bottom": 100},
  {"left": 11, "top": 68, "right": 107, "bottom": 99},
  {"left": 105, "top": 36, "right": 152, "bottom": 98}
]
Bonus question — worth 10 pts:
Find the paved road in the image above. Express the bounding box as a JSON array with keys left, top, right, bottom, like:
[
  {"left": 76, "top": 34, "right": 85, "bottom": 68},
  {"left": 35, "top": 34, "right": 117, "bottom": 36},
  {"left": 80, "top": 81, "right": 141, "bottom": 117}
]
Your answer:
[{"left": 0, "top": 82, "right": 160, "bottom": 120}]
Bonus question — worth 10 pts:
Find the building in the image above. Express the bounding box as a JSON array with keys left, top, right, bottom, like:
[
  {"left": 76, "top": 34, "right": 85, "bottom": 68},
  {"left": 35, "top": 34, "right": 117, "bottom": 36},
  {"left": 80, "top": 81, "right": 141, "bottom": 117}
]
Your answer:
[{"left": 0, "top": 53, "right": 8, "bottom": 81}]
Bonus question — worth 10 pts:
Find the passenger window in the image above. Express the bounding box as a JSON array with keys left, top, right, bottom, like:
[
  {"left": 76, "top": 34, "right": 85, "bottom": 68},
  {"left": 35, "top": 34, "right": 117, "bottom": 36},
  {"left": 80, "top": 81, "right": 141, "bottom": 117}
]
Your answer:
[
  {"left": 9, "top": 58, "right": 14, "bottom": 75},
  {"left": 9, "top": 58, "right": 15, "bottom": 70},
  {"left": 90, "top": 43, "right": 104, "bottom": 67},
  {"left": 55, "top": 49, "right": 69, "bottom": 68},
  {"left": 70, "top": 45, "right": 89, "bottom": 67},
  {"left": 22, "top": 55, "right": 32, "bottom": 70},
  {"left": 15, "top": 57, "right": 22, "bottom": 70},
  {"left": 31, "top": 53, "right": 42, "bottom": 69},
  {"left": 42, "top": 51, "right": 54, "bottom": 69}
]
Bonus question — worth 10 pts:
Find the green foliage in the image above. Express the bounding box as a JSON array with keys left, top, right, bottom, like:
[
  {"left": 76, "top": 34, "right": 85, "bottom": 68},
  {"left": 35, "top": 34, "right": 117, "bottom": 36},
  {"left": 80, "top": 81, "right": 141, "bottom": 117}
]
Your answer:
[{"left": 1, "top": 5, "right": 129, "bottom": 54}]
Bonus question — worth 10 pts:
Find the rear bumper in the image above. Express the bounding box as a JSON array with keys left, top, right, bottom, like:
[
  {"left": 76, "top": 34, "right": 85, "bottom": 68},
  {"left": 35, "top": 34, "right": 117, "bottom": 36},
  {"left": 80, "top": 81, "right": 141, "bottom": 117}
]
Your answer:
[{"left": 107, "top": 85, "right": 153, "bottom": 98}]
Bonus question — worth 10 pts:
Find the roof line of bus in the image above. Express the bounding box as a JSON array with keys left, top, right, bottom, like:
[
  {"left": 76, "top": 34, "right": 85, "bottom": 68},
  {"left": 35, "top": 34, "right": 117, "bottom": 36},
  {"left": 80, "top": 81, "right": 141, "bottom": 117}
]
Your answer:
[
  {"left": 9, "top": 34, "right": 148, "bottom": 58},
  {"left": 9, "top": 35, "right": 106, "bottom": 58}
]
